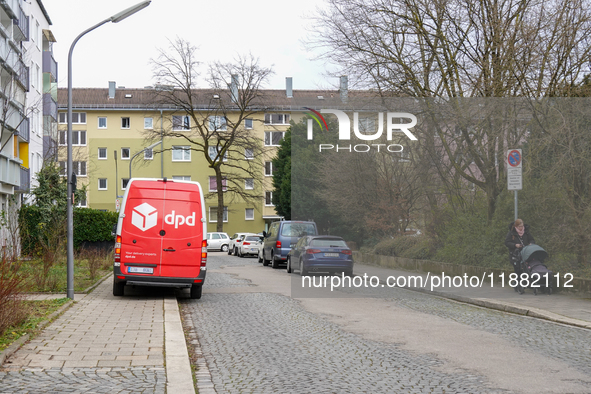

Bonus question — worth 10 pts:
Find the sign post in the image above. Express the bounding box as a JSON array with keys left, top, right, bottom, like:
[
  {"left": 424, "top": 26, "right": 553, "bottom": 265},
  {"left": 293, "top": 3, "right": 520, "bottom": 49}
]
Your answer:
[{"left": 507, "top": 149, "right": 522, "bottom": 220}]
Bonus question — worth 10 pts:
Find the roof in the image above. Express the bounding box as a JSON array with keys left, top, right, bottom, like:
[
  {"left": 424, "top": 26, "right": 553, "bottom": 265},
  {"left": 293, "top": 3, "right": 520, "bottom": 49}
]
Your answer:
[
  {"left": 57, "top": 87, "right": 404, "bottom": 112},
  {"left": 36, "top": 0, "right": 52, "bottom": 25}
]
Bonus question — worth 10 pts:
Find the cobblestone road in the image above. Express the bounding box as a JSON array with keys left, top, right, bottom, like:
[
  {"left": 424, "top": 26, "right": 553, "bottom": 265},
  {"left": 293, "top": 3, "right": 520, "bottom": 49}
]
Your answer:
[{"left": 180, "top": 255, "right": 591, "bottom": 393}]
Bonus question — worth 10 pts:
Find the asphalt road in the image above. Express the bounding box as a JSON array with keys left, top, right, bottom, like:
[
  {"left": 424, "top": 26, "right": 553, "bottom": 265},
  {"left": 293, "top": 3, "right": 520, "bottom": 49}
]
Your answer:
[{"left": 181, "top": 252, "right": 591, "bottom": 394}]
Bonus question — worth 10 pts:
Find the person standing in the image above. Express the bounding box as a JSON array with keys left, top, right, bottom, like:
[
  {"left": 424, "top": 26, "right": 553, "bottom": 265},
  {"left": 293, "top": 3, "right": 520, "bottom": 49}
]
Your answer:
[{"left": 505, "top": 219, "right": 535, "bottom": 294}]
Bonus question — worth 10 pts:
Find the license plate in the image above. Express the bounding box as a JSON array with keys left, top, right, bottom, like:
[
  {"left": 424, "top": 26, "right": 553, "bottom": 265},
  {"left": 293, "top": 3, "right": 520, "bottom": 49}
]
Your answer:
[
  {"left": 128, "top": 267, "right": 153, "bottom": 274},
  {"left": 324, "top": 253, "right": 339, "bottom": 257}
]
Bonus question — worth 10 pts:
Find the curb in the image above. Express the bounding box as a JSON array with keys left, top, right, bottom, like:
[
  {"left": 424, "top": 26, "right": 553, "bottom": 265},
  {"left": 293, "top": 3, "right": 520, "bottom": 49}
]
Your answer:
[
  {"left": 0, "top": 299, "right": 74, "bottom": 366},
  {"left": 368, "top": 275, "right": 591, "bottom": 330}
]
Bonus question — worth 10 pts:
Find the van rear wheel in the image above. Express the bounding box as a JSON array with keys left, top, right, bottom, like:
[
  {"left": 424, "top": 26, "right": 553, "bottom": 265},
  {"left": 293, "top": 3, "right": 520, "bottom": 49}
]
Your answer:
[
  {"left": 113, "top": 280, "right": 125, "bottom": 297},
  {"left": 190, "top": 284, "right": 203, "bottom": 299},
  {"left": 262, "top": 250, "right": 270, "bottom": 266},
  {"left": 271, "top": 254, "right": 280, "bottom": 269}
]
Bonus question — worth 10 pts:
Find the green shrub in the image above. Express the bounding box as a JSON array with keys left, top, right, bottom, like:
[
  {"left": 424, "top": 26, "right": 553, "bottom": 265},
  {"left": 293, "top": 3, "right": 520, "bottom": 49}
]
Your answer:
[{"left": 73, "top": 209, "right": 118, "bottom": 247}]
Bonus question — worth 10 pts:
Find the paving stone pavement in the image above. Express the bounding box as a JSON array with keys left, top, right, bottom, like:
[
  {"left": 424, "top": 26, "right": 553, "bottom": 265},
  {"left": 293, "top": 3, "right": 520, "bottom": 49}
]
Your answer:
[{"left": 0, "top": 276, "right": 168, "bottom": 393}]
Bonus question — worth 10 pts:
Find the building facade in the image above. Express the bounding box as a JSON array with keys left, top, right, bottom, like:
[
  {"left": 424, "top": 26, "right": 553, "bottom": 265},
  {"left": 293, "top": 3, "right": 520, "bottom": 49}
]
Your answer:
[{"left": 0, "top": 0, "right": 56, "bottom": 255}]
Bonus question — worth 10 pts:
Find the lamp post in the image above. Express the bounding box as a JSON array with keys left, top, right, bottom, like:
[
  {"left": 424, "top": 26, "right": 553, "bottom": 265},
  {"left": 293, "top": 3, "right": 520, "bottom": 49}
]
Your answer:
[
  {"left": 66, "top": 1, "right": 151, "bottom": 300},
  {"left": 129, "top": 141, "right": 162, "bottom": 179}
]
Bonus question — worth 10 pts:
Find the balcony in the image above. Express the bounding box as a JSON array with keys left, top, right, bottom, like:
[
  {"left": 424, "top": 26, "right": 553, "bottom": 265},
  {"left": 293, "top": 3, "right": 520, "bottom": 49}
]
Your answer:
[
  {"left": 43, "top": 92, "right": 57, "bottom": 120},
  {"left": 16, "top": 116, "right": 28, "bottom": 142},
  {"left": 12, "top": 3, "right": 28, "bottom": 42},
  {"left": 42, "top": 51, "right": 57, "bottom": 81},
  {"left": 15, "top": 165, "right": 28, "bottom": 192},
  {"left": 0, "top": 0, "right": 19, "bottom": 20},
  {"left": 15, "top": 58, "right": 28, "bottom": 91},
  {"left": 0, "top": 152, "right": 22, "bottom": 187}
]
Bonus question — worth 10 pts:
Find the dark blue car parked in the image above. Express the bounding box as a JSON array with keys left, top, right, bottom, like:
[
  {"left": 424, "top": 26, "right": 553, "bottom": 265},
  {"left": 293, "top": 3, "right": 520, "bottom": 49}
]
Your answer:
[{"left": 287, "top": 235, "right": 353, "bottom": 276}]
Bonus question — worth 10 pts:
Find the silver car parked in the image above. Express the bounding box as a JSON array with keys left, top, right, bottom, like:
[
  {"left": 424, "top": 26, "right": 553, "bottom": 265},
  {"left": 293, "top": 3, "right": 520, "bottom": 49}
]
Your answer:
[{"left": 206, "top": 232, "right": 230, "bottom": 252}]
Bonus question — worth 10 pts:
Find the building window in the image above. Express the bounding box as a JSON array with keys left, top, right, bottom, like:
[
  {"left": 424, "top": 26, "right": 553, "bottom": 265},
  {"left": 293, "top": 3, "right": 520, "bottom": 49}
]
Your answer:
[
  {"left": 173, "top": 115, "right": 190, "bottom": 130},
  {"left": 144, "top": 117, "right": 153, "bottom": 129},
  {"left": 245, "top": 148, "right": 254, "bottom": 160},
  {"left": 58, "top": 112, "right": 86, "bottom": 124},
  {"left": 121, "top": 117, "right": 130, "bottom": 129},
  {"left": 121, "top": 148, "right": 130, "bottom": 160},
  {"left": 209, "top": 176, "right": 227, "bottom": 192},
  {"left": 208, "top": 116, "right": 227, "bottom": 131},
  {"left": 209, "top": 206, "right": 228, "bottom": 222},
  {"left": 172, "top": 176, "right": 191, "bottom": 181},
  {"left": 98, "top": 148, "right": 107, "bottom": 160},
  {"left": 144, "top": 148, "right": 153, "bottom": 160},
  {"left": 265, "top": 161, "right": 273, "bottom": 176},
  {"left": 245, "top": 118, "right": 253, "bottom": 129},
  {"left": 59, "top": 130, "right": 86, "bottom": 146},
  {"left": 98, "top": 117, "right": 107, "bottom": 129},
  {"left": 245, "top": 208, "right": 254, "bottom": 220},
  {"left": 59, "top": 161, "right": 86, "bottom": 177},
  {"left": 245, "top": 178, "right": 254, "bottom": 190},
  {"left": 98, "top": 178, "right": 108, "bottom": 190},
  {"left": 265, "top": 191, "right": 273, "bottom": 206},
  {"left": 264, "top": 131, "right": 284, "bottom": 146},
  {"left": 122, "top": 178, "right": 130, "bottom": 190},
  {"left": 76, "top": 193, "right": 88, "bottom": 208},
  {"left": 264, "top": 113, "right": 290, "bottom": 125},
  {"left": 172, "top": 146, "right": 191, "bottom": 161},
  {"left": 208, "top": 146, "right": 228, "bottom": 162}
]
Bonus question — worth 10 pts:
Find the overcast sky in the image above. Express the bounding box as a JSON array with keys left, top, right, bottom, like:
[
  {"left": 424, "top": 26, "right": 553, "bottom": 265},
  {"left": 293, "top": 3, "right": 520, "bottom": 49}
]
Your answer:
[{"left": 41, "top": 0, "right": 338, "bottom": 91}]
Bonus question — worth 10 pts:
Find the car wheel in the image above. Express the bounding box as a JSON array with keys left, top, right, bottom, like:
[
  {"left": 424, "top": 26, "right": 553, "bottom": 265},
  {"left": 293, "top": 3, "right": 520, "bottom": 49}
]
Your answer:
[
  {"left": 271, "top": 254, "right": 279, "bottom": 269},
  {"left": 233, "top": 247, "right": 238, "bottom": 256},
  {"left": 227, "top": 246, "right": 233, "bottom": 255},
  {"left": 286, "top": 257, "right": 292, "bottom": 273},
  {"left": 221, "top": 244, "right": 228, "bottom": 252},
  {"left": 262, "top": 250, "right": 270, "bottom": 266},
  {"left": 258, "top": 251, "right": 263, "bottom": 263},
  {"left": 299, "top": 259, "right": 308, "bottom": 276},
  {"left": 113, "top": 280, "right": 125, "bottom": 297},
  {"left": 190, "top": 284, "right": 203, "bottom": 300},
  {"left": 239, "top": 249, "right": 244, "bottom": 258}
]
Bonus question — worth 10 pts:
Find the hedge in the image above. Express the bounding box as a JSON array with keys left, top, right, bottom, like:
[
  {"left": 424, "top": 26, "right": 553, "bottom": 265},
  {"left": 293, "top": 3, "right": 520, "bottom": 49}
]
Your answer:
[{"left": 19, "top": 206, "right": 118, "bottom": 254}]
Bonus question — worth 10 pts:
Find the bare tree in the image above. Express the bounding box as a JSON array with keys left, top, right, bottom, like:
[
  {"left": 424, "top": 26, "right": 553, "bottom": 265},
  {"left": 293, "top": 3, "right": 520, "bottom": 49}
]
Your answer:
[
  {"left": 149, "top": 38, "right": 273, "bottom": 231},
  {"left": 309, "top": 0, "right": 591, "bottom": 221}
]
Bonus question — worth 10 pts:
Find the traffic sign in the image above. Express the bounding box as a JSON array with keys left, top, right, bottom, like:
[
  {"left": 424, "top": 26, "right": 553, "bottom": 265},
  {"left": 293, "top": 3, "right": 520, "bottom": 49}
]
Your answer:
[
  {"left": 507, "top": 149, "right": 522, "bottom": 168},
  {"left": 507, "top": 149, "right": 522, "bottom": 190}
]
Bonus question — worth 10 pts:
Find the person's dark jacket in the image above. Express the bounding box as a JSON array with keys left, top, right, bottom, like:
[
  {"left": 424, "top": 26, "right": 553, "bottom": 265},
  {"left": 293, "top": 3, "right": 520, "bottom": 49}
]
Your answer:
[{"left": 504, "top": 222, "right": 535, "bottom": 253}]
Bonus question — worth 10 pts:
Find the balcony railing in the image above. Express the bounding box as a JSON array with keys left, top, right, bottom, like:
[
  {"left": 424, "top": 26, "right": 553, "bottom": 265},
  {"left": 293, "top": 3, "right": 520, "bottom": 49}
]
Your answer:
[
  {"left": 15, "top": 165, "right": 29, "bottom": 192},
  {"left": 0, "top": 152, "right": 22, "bottom": 187},
  {"left": 43, "top": 93, "right": 57, "bottom": 121},
  {"left": 0, "top": 0, "right": 19, "bottom": 19},
  {"left": 16, "top": 116, "right": 28, "bottom": 142},
  {"left": 16, "top": 58, "right": 29, "bottom": 91},
  {"left": 43, "top": 51, "right": 58, "bottom": 81},
  {"left": 12, "top": 3, "right": 29, "bottom": 42}
]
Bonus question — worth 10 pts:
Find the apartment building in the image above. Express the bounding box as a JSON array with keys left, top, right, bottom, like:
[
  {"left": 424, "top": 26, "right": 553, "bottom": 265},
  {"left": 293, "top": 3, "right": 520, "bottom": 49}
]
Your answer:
[
  {"left": 0, "top": 0, "right": 56, "bottom": 252},
  {"left": 56, "top": 77, "right": 354, "bottom": 234}
]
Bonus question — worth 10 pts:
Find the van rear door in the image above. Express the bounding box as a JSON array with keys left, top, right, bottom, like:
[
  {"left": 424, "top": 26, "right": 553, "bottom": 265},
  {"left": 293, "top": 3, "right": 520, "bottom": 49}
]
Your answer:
[
  {"left": 159, "top": 181, "right": 204, "bottom": 278},
  {"left": 120, "top": 180, "right": 165, "bottom": 276}
]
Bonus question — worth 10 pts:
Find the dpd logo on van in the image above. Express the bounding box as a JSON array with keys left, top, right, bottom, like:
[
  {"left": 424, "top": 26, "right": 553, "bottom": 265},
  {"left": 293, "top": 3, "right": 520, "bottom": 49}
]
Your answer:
[
  {"left": 304, "top": 108, "right": 418, "bottom": 153},
  {"left": 132, "top": 203, "right": 158, "bottom": 232}
]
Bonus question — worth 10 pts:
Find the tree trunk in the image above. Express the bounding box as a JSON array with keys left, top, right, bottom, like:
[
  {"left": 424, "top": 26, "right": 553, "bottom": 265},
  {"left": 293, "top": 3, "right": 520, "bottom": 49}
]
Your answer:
[{"left": 215, "top": 167, "right": 224, "bottom": 232}]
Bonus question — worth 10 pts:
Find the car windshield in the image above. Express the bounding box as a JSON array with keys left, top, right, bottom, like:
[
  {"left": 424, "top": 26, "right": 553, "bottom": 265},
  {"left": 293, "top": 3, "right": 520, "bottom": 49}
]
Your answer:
[
  {"left": 309, "top": 239, "right": 348, "bottom": 248},
  {"left": 244, "top": 236, "right": 261, "bottom": 242},
  {"left": 281, "top": 223, "right": 316, "bottom": 237}
]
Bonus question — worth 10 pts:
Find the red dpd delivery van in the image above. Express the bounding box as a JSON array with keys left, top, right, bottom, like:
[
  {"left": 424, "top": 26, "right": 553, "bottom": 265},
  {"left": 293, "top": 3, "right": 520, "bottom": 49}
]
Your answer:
[{"left": 113, "top": 178, "right": 207, "bottom": 299}]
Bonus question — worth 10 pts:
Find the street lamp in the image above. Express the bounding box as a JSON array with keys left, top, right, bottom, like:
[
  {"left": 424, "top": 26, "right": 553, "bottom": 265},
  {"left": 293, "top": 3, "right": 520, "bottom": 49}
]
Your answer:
[
  {"left": 129, "top": 141, "right": 162, "bottom": 179},
  {"left": 66, "top": 1, "right": 151, "bottom": 300}
]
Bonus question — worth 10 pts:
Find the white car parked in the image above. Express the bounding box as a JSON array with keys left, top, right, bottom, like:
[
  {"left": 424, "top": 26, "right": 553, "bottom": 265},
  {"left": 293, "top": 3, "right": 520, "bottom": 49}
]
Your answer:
[{"left": 237, "top": 234, "right": 264, "bottom": 258}]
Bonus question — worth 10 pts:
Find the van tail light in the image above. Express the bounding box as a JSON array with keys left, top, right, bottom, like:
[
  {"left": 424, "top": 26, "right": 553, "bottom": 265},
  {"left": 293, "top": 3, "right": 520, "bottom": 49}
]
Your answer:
[
  {"left": 342, "top": 250, "right": 352, "bottom": 255},
  {"left": 306, "top": 249, "right": 322, "bottom": 254},
  {"left": 243, "top": 242, "right": 250, "bottom": 246},
  {"left": 276, "top": 241, "right": 282, "bottom": 249},
  {"left": 201, "top": 239, "right": 208, "bottom": 265},
  {"left": 114, "top": 235, "right": 122, "bottom": 263}
]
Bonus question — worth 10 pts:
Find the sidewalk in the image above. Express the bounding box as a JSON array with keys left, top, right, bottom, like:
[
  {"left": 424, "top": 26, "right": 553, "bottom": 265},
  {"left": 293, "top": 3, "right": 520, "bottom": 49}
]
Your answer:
[
  {"left": 0, "top": 274, "right": 194, "bottom": 393},
  {"left": 354, "top": 263, "right": 591, "bottom": 329}
]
